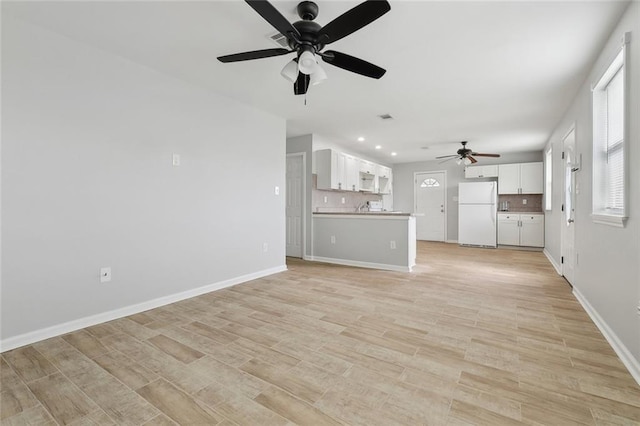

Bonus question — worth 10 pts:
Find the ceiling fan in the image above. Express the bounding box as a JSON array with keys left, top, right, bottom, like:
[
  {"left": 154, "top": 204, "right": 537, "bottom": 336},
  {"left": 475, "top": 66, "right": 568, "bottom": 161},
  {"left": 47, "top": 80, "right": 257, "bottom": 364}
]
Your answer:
[
  {"left": 436, "top": 141, "right": 501, "bottom": 165},
  {"left": 217, "top": 0, "right": 390, "bottom": 95}
]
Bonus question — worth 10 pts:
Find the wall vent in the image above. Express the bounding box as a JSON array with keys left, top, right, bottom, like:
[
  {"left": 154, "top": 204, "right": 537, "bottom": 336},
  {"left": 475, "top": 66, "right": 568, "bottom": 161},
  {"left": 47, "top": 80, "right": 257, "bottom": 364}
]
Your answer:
[
  {"left": 268, "top": 32, "right": 289, "bottom": 48},
  {"left": 379, "top": 114, "right": 394, "bottom": 120}
]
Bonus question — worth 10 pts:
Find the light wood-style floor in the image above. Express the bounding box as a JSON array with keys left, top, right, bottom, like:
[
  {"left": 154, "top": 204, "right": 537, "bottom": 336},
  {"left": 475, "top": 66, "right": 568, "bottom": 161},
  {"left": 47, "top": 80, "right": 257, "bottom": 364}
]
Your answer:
[{"left": 2, "top": 242, "right": 640, "bottom": 425}]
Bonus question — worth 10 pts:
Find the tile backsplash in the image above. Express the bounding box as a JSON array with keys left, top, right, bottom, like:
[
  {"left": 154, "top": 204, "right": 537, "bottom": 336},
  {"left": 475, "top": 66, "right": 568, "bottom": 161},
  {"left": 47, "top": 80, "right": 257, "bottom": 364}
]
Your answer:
[
  {"left": 312, "top": 174, "right": 382, "bottom": 212},
  {"left": 498, "top": 194, "right": 543, "bottom": 212}
]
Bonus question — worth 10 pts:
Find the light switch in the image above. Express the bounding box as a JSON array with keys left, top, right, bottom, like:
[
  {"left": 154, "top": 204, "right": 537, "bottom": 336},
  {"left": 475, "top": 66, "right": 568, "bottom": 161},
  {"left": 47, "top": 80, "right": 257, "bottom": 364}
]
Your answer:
[
  {"left": 274, "top": 186, "right": 280, "bottom": 195},
  {"left": 172, "top": 154, "right": 181, "bottom": 166}
]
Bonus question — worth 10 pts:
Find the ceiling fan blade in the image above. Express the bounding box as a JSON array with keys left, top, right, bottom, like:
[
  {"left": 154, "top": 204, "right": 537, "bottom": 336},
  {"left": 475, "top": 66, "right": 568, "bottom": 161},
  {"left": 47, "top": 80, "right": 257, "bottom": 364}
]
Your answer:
[
  {"left": 435, "top": 154, "right": 459, "bottom": 159},
  {"left": 322, "top": 51, "right": 386, "bottom": 79},
  {"left": 438, "top": 156, "right": 459, "bottom": 164},
  {"left": 217, "top": 48, "right": 292, "bottom": 63},
  {"left": 294, "top": 72, "right": 310, "bottom": 95},
  {"left": 245, "top": 0, "right": 301, "bottom": 41},
  {"left": 472, "top": 153, "right": 501, "bottom": 158},
  {"left": 317, "top": 0, "right": 390, "bottom": 45},
  {"left": 468, "top": 156, "right": 478, "bottom": 164}
]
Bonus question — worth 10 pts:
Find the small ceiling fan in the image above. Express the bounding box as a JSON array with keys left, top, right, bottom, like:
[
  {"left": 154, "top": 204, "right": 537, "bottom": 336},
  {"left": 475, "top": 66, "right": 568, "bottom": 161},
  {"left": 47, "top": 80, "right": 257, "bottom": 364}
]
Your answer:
[
  {"left": 217, "top": 0, "right": 390, "bottom": 95},
  {"left": 436, "top": 141, "right": 501, "bottom": 164}
]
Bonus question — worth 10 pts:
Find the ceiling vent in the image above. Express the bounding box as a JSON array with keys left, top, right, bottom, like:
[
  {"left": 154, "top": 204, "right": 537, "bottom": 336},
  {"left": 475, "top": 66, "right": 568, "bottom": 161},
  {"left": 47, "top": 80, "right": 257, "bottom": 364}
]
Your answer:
[
  {"left": 379, "top": 114, "right": 394, "bottom": 120},
  {"left": 268, "top": 32, "right": 289, "bottom": 48}
]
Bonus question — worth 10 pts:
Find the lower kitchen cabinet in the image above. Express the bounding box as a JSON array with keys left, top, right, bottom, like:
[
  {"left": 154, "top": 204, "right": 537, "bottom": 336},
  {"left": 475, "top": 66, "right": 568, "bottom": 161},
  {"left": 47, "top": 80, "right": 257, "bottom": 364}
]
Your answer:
[{"left": 498, "top": 213, "right": 544, "bottom": 247}]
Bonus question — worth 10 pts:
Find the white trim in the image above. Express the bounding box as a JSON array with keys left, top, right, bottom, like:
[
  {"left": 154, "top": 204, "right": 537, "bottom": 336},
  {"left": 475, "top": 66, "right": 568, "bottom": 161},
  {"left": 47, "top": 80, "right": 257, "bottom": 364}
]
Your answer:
[
  {"left": 413, "top": 170, "right": 448, "bottom": 242},
  {"left": 543, "top": 249, "right": 562, "bottom": 275},
  {"left": 446, "top": 239, "right": 458, "bottom": 244},
  {"left": 573, "top": 287, "right": 640, "bottom": 386},
  {"left": 308, "top": 256, "right": 412, "bottom": 273},
  {"left": 0, "top": 265, "right": 287, "bottom": 353},
  {"left": 591, "top": 213, "right": 627, "bottom": 227}
]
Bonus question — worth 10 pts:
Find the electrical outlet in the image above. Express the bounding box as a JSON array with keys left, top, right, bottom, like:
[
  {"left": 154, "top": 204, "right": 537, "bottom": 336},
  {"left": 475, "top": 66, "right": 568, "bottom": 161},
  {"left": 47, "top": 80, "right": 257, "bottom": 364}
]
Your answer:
[
  {"left": 341, "top": 197, "right": 346, "bottom": 204},
  {"left": 172, "top": 154, "right": 180, "bottom": 166},
  {"left": 262, "top": 243, "right": 268, "bottom": 252},
  {"left": 274, "top": 186, "right": 279, "bottom": 195},
  {"left": 522, "top": 199, "right": 527, "bottom": 205},
  {"left": 390, "top": 240, "right": 396, "bottom": 250},
  {"left": 323, "top": 196, "right": 328, "bottom": 203},
  {"left": 100, "top": 267, "right": 112, "bottom": 283},
  {"left": 330, "top": 236, "right": 336, "bottom": 244}
]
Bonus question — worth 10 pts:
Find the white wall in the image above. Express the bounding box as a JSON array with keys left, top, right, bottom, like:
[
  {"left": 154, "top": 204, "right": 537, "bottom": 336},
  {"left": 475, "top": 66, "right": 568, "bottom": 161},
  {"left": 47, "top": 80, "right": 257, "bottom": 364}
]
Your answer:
[
  {"left": 1, "top": 17, "right": 286, "bottom": 348},
  {"left": 543, "top": 1, "right": 640, "bottom": 380},
  {"left": 393, "top": 152, "right": 542, "bottom": 242}
]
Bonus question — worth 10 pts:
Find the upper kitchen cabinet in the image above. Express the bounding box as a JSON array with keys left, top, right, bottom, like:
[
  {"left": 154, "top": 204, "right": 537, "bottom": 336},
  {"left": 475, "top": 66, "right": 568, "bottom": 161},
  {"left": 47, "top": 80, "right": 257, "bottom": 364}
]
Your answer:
[
  {"left": 465, "top": 164, "right": 498, "bottom": 179},
  {"left": 315, "top": 149, "right": 360, "bottom": 191},
  {"left": 498, "top": 162, "right": 543, "bottom": 194},
  {"left": 359, "top": 160, "right": 376, "bottom": 192},
  {"left": 377, "top": 165, "right": 392, "bottom": 194}
]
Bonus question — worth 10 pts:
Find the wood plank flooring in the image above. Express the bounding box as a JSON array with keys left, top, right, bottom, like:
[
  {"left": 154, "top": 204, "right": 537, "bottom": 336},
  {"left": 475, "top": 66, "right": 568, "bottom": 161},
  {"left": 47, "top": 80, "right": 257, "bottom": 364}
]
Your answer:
[{"left": 2, "top": 242, "right": 640, "bottom": 425}]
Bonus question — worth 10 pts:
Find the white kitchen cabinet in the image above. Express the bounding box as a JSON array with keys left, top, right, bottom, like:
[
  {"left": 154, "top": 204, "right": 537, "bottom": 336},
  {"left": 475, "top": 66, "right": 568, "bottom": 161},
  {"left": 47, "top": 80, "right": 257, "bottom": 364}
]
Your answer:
[
  {"left": 520, "top": 214, "right": 545, "bottom": 247},
  {"left": 464, "top": 165, "right": 498, "bottom": 179},
  {"left": 498, "top": 162, "right": 543, "bottom": 194},
  {"left": 343, "top": 154, "right": 360, "bottom": 192},
  {"left": 498, "top": 213, "right": 544, "bottom": 247},
  {"left": 316, "top": 149, "right": 360, "bottom": 191},
  {"left": 377, "top": 165, "right": 392, "bottom": 194},
  {"left": 497, "top": 214, "right": 520, "bottom": 245}
]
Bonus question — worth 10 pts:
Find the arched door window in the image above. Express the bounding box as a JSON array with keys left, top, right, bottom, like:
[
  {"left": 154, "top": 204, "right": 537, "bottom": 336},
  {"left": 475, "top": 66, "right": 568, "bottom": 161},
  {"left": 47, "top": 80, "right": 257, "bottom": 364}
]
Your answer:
[{"left": 420, "top": 178, "right": 440, "bottom": 188}]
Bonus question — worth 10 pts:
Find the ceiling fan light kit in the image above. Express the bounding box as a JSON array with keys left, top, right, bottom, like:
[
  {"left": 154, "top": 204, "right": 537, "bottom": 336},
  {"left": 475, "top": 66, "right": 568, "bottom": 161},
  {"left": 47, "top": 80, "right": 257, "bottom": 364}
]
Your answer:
[
  {"left": 217, "top": 0, "right": 391, "bottom": 95},
  {"left": 280, "top": 59, "right": 299, "bottom": 82},
  {"left": 436, "top": 141, "right": 501, "bottom": 165}
]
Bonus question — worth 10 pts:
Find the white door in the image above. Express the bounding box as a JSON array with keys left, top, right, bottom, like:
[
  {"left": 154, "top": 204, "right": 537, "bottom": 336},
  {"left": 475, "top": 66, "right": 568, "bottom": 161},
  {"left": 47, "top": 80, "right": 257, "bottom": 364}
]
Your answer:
[
  {"left": 286, "top": 154, "right": 304, "bottom": 258},
  {"left": 561, "top": 128, "right": 576, "bottom": 285},
  {"left": 415, "top": 172, "right": 446, "bottom": 241}
]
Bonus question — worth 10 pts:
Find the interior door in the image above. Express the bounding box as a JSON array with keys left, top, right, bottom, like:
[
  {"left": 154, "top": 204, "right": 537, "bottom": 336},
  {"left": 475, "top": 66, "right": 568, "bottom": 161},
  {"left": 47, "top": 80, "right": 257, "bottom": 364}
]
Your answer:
[
  {"left": 561, "top": 128, "right": 576, "bottom": 285},
  {"left": 415, "top": 171, "right": 446, "bottom": 241},
  {"left": 286, "top": 154, "right": 303, "bottom": 258}
]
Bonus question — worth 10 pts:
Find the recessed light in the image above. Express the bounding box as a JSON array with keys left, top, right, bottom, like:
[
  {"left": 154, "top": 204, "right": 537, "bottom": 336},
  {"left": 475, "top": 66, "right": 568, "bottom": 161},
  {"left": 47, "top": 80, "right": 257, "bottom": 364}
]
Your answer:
[
  {"left": 375, "top": 145, "right": 382, "bottom": 150},
  {"left": 357, "top": 137, "right": 365, "bottom": 142},
  {"left": 391, "top": 152, "right": 397, "bottom": 156}
]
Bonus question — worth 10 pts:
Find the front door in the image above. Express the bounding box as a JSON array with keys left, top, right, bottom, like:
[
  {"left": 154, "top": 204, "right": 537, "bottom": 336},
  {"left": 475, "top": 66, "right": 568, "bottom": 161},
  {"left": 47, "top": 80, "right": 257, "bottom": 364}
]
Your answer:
[
  {"left": 415, "top": 171, "right": 446, "bottom": 241},
  {"left": 561, "top": 127, "right": 576, "bottom": 285},
  {"left": 286, "top": 154, "right": 303, "bottom": 258}
]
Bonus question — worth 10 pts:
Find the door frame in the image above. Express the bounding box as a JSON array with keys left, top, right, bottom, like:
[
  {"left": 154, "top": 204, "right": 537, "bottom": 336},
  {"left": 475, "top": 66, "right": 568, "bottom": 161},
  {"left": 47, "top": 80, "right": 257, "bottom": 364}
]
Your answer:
[
  {"left": 560, "top": 123, "right": 576, "bottom": 284},
  {"left": 413, "top": 170, "right": 448, "bottom": 242},
  {"left": 286, "top": 152, "right": 306, "bottom": 259}
]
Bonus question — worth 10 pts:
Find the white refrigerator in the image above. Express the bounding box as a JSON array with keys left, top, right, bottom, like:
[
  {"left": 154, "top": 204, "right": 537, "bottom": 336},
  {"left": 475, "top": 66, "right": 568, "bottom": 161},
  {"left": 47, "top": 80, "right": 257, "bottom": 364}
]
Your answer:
[{"left": 458, "top": 181, "right": 497, "bottom": 247}]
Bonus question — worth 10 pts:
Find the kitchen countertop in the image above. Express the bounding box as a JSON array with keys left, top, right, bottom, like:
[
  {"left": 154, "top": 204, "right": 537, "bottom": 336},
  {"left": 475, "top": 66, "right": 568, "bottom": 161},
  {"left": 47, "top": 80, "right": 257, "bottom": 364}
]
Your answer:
[
  {"left": 313, "top": 212, "right": 412, "bottom": 216},
  {"left": 498, "top": 211, "right": 544, "bottom": 215}
]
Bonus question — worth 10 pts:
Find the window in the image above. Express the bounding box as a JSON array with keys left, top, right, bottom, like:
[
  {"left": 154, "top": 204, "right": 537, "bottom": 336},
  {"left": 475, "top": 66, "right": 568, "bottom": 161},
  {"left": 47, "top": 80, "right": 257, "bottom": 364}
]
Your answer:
[
  {"left": 544, "top": 148, "right": 552, "bottom": 211},
  {"left": 592, "top": 34, "right": 629, "bottom": 227},
  {"left": 420, "top": 178, "right": 440, "bottom": 188}
]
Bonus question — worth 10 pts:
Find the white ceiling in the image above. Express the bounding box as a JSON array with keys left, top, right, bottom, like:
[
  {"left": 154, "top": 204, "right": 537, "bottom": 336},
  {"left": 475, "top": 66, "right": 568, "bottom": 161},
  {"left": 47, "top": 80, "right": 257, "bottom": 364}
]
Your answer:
[{"left": 3, "top": 0, "right": 629, "bottom": 163}]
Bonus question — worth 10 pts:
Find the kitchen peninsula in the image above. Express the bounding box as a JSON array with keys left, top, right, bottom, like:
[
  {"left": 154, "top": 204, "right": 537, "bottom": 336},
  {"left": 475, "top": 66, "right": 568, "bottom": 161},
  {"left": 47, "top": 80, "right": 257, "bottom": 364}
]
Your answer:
[{"left": 311, "top": 212, "right": 416, "bottom": 272}]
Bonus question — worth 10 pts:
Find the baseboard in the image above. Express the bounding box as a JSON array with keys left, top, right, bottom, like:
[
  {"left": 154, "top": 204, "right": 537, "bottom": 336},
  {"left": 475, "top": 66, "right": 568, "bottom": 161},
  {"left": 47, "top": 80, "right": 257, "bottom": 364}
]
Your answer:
[
  {"left": 573, "top": 287, "right": 640, "bottom": 386},
  {"left": 543, "top": 248, "right": 562, "bottom": 275},
  {"left": 446, "top": 239, "right": 458, "bottom": 244},
  {"left": 0, "top": 265, "right": 287, "bottom": 353},
  {"left": 308, "top": 256, "right": 411, "bottom": 272}
]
